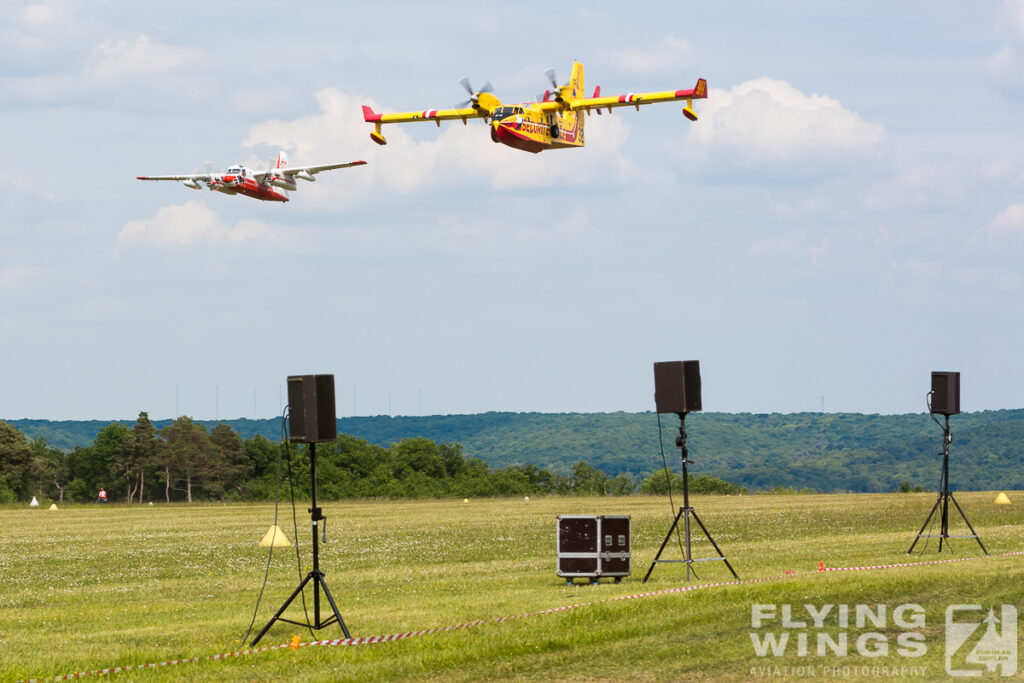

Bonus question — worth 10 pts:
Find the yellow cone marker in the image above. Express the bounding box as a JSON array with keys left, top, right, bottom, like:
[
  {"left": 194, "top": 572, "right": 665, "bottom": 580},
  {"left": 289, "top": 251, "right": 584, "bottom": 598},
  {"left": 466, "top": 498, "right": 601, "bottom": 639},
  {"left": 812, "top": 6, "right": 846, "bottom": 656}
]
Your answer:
[
  {"left": 463, "top": 498, "right": 469, "bottom": 503},
  {"left": 995, "top": 492, "right": 1011, "bottom": 505},
  {"left": 48, "top": 503, "right": 58, "bottom": 511},
  {"left": 259, "top": 525, "right": 291, "bottom": 547}
]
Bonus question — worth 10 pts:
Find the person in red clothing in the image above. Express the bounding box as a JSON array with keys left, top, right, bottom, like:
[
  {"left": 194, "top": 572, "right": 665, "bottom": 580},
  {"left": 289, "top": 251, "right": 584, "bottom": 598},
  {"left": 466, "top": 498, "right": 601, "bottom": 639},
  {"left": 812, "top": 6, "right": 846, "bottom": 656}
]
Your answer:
[{"left": 98, "top": 487, "right": 107, "bottom": 503}]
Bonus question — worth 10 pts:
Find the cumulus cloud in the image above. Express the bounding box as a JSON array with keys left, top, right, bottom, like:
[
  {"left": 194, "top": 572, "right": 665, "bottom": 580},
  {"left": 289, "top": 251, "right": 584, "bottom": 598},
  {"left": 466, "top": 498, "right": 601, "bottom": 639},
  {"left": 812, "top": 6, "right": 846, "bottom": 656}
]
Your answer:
[
  {"left": 0, "top": 264, "right": 44, "bottom": 290},
  {"left": 4, "top": 26, "right": 208, "bottom": 109},
  {"left": 886, "top": 260, "right": 943, "bottom": 303},
  {"left": 90, "top": 35, "right": 202, "bottom": 81},
  {"left": 117, "top": 201, "right": 278, "bottom": 248},
  {"left": 749, "top": 229, "right": 831, "bottom": 268},
  {"left": 0, "top": 0, "right": 89, "bottom": 59},
  {"left": 608, "top": 35, "right": 695, "bottom": 75},
  {"left": 1007, "top": 0, "right": 1024, "bottom": 37},
  {"left": 864, "top": 158, "right": 971, "bottom": 212},
  {"left": 424, "top": 208, "right": 610, "bottom": 260},
  {"left": 986, "top": 0, "right": 1024, "bottom": 99},
  {"left": 986, "top": 203, "right": 1024, "bottom": 236},
  {"left": 241, "top": 86, "right": 636, "bottom": 209},
  {"left": 679, "top": 78, "right": 885, "bottom": 178}
]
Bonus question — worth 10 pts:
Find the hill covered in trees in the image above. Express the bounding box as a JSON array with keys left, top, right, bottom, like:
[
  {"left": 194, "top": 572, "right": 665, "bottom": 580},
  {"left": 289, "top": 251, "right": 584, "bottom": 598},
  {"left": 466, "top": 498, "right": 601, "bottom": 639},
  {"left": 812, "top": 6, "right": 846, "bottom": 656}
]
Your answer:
[
  {"left": 8, "top": 409, "right": 1024, "bottom": 494},
  {"left": 1, "top": 415, "right": 657, "bottom": 505}
]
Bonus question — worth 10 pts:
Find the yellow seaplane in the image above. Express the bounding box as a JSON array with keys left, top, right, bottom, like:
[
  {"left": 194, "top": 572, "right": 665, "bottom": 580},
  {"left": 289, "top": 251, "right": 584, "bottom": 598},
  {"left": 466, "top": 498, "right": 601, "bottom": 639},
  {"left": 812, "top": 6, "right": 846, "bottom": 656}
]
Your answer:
[{"left": 362, "top": 61, "right": 706, "bottom": 154}]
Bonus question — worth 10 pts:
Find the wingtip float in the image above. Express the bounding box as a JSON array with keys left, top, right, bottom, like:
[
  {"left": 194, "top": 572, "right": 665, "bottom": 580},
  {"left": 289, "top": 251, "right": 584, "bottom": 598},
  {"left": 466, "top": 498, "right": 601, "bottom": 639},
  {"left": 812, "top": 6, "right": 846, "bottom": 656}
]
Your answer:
[{"left": 362, "top": 61, "right": 707, "bottom": 154}]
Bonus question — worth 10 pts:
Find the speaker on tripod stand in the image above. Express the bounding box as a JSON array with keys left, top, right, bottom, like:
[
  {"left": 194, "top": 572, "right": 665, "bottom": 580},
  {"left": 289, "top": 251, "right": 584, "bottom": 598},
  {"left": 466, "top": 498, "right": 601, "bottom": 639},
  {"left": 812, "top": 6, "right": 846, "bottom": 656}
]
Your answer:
[
  {"left": 643, "top": 360, "right": 738, "bottom": 582},
  {"left": 907, "top": 371, "right": 987, "bottom": 555},
  {"left": 251, "top": 374, "right": 351, "bottom": 645}
]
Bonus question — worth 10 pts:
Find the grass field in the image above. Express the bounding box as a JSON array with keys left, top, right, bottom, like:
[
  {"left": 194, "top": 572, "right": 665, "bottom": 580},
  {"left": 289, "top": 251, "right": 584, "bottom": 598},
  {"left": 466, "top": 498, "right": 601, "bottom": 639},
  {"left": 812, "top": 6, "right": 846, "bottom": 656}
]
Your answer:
[{"left": 1, "top": 491, "right": 1022, "bottom": 681}]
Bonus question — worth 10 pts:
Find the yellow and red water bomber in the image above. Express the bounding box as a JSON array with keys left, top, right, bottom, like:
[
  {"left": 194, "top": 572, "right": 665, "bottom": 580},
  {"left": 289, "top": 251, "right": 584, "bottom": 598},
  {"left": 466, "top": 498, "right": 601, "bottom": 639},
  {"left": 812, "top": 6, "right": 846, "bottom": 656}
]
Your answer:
[{"left": 362, "top": 61, "right": 707, "bottom": 154}]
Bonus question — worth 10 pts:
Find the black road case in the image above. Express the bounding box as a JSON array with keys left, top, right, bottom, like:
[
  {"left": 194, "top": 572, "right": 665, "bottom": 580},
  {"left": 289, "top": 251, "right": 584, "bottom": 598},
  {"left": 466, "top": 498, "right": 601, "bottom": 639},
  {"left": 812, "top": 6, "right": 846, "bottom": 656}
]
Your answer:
[{"left": 556, "top": 515, "right": 631, "bottom": 584}]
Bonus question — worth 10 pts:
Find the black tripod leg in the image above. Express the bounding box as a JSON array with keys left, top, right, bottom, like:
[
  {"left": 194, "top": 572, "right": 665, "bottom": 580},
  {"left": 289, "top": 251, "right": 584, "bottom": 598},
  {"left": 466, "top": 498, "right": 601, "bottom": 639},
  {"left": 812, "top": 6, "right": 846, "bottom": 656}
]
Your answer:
[
  {"left": 940, "top": 493, "right": 951, "bottom": 552},
  {"left": 907, "top": 496, "right": 941, "bottom": 555},
  {"left": 690, "top": 509, "right": 739, "bottom": 579},
  {"left": 251, "top": 572, "right": 315, "bottom": 646},
  {"left": 643, "top": 508, "right": 683, "bottom": 583},
  {"left": 315, "top": 574, "right": 351, "bottom": 638},
  {"left": 949, "top": 493, "right": 988, "bottom": 555}
]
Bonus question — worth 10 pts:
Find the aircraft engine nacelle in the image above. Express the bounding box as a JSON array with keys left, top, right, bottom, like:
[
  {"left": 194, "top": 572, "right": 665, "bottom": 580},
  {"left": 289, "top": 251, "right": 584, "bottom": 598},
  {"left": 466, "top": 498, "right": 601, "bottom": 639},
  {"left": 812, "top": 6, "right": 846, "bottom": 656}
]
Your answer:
[
  {"left": 269, "top": 174, "right": 297, "bottom": 191},
  {"left": 183, "top": 178, "right": 202, "bottom": 190},
  {"left": 295, "top": 170, "right": 315, "bottom": 182},
  {"left": 208, "top": 176, "right": 236, "bottom": 194}
]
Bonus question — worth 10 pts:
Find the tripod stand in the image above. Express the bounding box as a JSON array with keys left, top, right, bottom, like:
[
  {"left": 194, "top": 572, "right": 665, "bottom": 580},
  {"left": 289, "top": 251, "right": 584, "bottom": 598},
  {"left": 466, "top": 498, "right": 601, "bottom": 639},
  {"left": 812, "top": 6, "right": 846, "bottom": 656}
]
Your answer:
[
  {"left": 907, "top": 415, "right": 987, "bottom": 555},
  {"left": 643, "top": 412, "right": 738, "bottom": 583},
  {"left": 252, "top": 442, "right": 351, "bottom": 645}
]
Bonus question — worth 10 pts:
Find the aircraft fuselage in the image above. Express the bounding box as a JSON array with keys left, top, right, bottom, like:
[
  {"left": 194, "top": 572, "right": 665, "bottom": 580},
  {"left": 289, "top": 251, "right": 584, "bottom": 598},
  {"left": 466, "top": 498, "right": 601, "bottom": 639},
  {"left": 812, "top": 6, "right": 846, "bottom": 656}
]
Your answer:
[
  {"left": 489, "top": 104, "right": 583, "bottom": 154},
  {"left": 216, "top": 170, "right": 289, "bottom": 202}
]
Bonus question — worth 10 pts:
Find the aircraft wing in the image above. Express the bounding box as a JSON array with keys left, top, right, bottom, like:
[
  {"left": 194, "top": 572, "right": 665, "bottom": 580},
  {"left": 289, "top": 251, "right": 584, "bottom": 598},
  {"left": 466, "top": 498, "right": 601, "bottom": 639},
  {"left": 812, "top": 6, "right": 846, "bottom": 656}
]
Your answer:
[
  {"left": 571, "top": 78, "right": 707, "bottom": 116},
  {"left": 252, "top": 160, "right": 367, "bottom": 183},
  {"left": 535, "top": 101, "right": 564, "bottom": 114},
  {"left": 136, "top": 174, "right": 211, "bottom": 181},
  {"left": 362, "top": 105, "right": 485, "bottom": 126},
  {"left": 282, "top": 160, "right": 367, "bottom": 177}
]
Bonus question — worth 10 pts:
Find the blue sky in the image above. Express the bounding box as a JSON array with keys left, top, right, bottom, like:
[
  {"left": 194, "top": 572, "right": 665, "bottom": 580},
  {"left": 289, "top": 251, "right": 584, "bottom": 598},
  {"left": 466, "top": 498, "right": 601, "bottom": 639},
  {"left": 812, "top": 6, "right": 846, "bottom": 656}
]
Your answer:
[{"left": 2, "top": 1, "right": 1023, "bottom": 420}]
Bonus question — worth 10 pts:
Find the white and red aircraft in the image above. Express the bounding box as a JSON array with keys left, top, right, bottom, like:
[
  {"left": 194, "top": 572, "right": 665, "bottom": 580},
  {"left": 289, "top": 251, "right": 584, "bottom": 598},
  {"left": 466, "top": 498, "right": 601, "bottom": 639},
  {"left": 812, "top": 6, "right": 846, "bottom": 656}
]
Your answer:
[{"left": 137, "top": 151, "right": 366, "bottom": 203}]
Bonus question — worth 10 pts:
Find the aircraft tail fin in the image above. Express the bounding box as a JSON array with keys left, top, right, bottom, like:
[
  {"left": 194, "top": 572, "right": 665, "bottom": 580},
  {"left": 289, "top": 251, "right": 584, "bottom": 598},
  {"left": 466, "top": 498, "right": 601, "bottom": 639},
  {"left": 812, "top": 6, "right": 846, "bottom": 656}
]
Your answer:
[
  {"left": 570, "top": 62, "right": 585, "bottom": 137},
  {"left": 570, "top": 61, "right": 584, "bottom": 98},
  {"left": 275, "top": 151, "right": 288, "bottom": 170}
]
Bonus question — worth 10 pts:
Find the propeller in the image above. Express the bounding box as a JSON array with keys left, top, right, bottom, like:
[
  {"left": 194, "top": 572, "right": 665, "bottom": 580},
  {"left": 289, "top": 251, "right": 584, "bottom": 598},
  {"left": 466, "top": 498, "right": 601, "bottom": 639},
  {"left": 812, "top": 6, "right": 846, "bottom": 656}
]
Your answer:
[
  {"left": 456, "top": 77, "right": 493, "bottom": 109},
  {"left": 544, "top": 68, "right": 559, "bottom": 90},
  {"left": 544, "top": 68, "right": 568, "bottom": 101}
]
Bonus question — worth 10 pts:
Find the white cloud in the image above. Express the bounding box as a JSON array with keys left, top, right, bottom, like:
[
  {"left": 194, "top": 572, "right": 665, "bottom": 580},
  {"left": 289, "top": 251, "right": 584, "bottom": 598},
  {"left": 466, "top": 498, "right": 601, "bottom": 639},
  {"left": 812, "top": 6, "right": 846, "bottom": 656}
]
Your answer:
[
  {"left": 429, "top": 208, "right": 610, "bottom": 260},
  {"left": 681, "top": 78, "right": 885, "bottom": 176},
  {"left": 987, "top": 1, "right": 1024, "bottom": 98},
  {"left": 0, "top": 264, "right": 43, "bottom": 290},
  {"left": 864, "top": 158, "right": 971, "bottom": 212},
  {"left": 117, "top": 201, "right": 278, "bottom": 248},
  {"left": 0, "top": 0, "right": 88, "bottom": 57},
  {"left": 749, "top": 230, "right": 831, "bottom": 268},
  {"left": 952, "top": 265, "right": 1022, "bottom": 291},
  {"left": 1007, "top": 0, "right": 1024, "bottom": 38},
  {"left": 891, "top": 260, "right": 943, "bottom": 303},
  {"left": 90, "top": 35, "right": 202, "bottom": 81},
  {"left": 987, "top": 203, "right": 1024, "bottom": 235},
  {"left": 3, "top": 27, "right": 208, "bottom": 110},
  {"left": 609, "top": 35, "right": 695, "bottom": 75}
]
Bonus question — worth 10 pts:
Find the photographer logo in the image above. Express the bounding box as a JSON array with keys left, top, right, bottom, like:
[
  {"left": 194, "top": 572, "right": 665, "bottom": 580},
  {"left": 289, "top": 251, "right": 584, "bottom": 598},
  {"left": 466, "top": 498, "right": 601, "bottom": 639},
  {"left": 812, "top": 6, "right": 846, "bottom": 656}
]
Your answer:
[{"left": 945, "top": 605, "right": 1017, "bottom": 677}]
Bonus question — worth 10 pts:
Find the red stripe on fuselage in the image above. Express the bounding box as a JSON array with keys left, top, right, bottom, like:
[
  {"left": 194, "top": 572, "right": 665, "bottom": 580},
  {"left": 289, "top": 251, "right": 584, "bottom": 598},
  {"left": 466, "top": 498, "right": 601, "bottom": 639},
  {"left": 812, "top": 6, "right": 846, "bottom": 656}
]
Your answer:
[
  {"left": 236, "top": 178, "right": 288, "bottom": 202},
  {"left": 493, "top": 123, "right": 549, "bottom": 154}
]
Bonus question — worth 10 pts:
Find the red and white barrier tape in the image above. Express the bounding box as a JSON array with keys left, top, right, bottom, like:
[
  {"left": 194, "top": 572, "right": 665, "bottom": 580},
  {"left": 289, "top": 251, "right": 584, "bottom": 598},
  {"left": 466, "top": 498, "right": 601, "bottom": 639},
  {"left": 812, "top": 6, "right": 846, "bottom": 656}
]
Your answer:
[
  {"left": 818, "top": 549, "right": 1024, "bottom": 573},
  {"left": 22, "top": 549, "right": 1023, "bottom": 682}
]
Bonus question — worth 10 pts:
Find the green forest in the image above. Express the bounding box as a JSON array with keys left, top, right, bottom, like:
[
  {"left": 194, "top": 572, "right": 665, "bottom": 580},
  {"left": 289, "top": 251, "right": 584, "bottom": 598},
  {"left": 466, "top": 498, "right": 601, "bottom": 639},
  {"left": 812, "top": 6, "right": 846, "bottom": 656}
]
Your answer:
[
  {"left": 3, "top": 414, "right": 735, "bottom": 504},
  {"left": 4, "top": 409, "right": 1023, "bottom": 502}
]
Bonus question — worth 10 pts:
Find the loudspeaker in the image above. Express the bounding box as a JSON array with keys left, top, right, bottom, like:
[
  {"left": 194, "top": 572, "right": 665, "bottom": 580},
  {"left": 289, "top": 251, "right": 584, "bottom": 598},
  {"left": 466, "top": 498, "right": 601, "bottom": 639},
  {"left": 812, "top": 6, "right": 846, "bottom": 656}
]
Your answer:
[
  {"left": 930, "top": 371, "right": 960, "bottom": 416},
  {"left": 287, "top": 374, "right": 337, "bottom": 443},
  {"left": 653, "top": 360, "right": 702, "bottom": 413}
]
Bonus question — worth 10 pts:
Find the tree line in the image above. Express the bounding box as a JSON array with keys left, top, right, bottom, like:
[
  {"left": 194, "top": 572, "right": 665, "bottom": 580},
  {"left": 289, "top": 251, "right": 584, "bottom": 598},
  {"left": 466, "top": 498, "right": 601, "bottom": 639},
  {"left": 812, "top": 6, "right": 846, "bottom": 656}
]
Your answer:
[
  {"left": 10, "top": 409, "right": 1024, "bottom": 493},
  {"left": 0, "top": 415, "right": 744, "bottom": 504}
]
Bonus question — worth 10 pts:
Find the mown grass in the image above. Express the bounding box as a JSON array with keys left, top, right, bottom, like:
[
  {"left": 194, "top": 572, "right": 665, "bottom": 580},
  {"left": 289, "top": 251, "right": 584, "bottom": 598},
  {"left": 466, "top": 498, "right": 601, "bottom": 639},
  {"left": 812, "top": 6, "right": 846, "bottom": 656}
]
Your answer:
[{"left": 1, "top": 491, "right": 1022, "bottom": 681}]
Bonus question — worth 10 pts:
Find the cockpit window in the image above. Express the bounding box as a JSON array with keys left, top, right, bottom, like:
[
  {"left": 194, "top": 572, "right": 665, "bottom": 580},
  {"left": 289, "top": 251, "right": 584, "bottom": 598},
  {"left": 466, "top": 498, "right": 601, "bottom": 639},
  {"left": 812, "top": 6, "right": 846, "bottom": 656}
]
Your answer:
[{"left": 492, "top": 106, "right": 525, "bottom": 121}]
